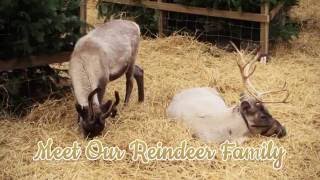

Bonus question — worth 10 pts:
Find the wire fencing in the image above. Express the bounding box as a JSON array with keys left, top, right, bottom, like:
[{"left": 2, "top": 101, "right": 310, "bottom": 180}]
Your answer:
[
  {"left": 162, "top": 11, "right": 262, "bottom": 50},
  {"left": 162, "top": 9, "right": 291, "bottom": 51},
  {"left": 97, "top": 1, "right": 298, "bottom": 52}
]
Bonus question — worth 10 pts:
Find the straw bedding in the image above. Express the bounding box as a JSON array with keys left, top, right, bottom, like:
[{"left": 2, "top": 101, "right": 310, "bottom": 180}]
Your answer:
[{"left": 0, "top": 0, "right": 319, "bottom": 179}]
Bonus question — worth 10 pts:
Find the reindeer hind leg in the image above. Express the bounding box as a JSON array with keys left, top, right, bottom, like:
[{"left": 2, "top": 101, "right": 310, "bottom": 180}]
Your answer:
[
  {"left": 133, "top": 65, "right": 144, "bottom": 102},
  {"left": 124, "top": 66, "right": 134, "bottom": 104}
]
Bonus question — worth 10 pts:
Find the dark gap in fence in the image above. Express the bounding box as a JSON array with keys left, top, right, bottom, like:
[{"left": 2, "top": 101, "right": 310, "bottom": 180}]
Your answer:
[{"left": 0, "top": 66, "right": 71, "bottom": 117}]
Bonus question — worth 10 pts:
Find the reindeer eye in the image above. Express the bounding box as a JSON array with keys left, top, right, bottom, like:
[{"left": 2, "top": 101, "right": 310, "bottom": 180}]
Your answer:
[{"left": 260, "top": 115, "right": 268, "bottom": 121}]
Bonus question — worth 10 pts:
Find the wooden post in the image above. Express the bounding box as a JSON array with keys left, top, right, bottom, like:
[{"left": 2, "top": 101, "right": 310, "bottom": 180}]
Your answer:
[
  {"left": 157, "top": 0, "right": 164, "bottom": 37},
  {"left": 260, "top": 2, "right": 270, "bottom": 55},
  {"left": 80, "top": 0, "right": 87, "bottom": 34}
]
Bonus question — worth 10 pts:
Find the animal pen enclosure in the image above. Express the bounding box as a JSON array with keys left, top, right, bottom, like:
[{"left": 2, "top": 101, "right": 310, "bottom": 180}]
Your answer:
[
  {"left": 99, "top": 0, "right": 288, "bottom": 55},
  {"left": 0, "top": 0, "right": 319, "bottom": 179}
]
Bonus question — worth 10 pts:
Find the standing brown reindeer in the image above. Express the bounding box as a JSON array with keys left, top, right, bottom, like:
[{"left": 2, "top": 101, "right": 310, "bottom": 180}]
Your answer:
[{"left": 69, "top": 20, "right": 144, "bottom": 138}]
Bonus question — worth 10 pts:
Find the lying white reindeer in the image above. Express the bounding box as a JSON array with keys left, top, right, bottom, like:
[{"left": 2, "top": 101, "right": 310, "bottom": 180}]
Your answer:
[
  {"left": 167, "top": 43, "right": 289, "bottom": 144},
  {"left": 69, "top": 20, "right": 144, "bottom": 138}
]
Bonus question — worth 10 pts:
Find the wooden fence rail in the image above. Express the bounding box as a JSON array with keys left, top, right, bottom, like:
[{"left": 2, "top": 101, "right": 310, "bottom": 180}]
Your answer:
[
  {"left": 102, "top": 0, "right": 284, "bottom": 56},
  {"left": 103, "top": 0, "right": 270, "bottom": 22},
  {"left": 0, "top": 52, "right": 71, "bottom": 71}
]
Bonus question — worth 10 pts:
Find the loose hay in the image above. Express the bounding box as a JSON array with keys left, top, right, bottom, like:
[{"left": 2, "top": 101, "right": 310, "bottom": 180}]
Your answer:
[{"left": 0, "top": 1, "right": 319, "bottom": 179}]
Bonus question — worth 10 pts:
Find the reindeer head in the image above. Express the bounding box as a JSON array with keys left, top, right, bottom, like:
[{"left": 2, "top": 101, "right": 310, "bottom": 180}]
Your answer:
[
  {"left": 239, "top": 95, "right": 286, "bottom": 138},
  {"left": 75, "top": 88, "right": 120, "bottom": 138},
  {"left": 231, "top": 42, "right": 289, "bottom": 138}
]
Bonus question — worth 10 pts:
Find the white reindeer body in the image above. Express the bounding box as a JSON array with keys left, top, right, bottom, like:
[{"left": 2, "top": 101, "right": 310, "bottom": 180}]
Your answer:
[
  {"left": 69, "top": 20, "right": 140, "bottom": 107},
  {"left": 167, "top": 87, "right": 249, "bottom": 143},
  {"left": 167, "top": 43, "right": 288, "bottom": 143}
]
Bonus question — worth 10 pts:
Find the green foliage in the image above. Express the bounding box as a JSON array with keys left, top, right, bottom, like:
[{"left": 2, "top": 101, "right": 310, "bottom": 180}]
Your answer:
[
  {"left": 0, "top": 0, "right": 84, "bottom": 59},
  {"left": 270, "top": 18, "right": 300, "bottom": 41}
]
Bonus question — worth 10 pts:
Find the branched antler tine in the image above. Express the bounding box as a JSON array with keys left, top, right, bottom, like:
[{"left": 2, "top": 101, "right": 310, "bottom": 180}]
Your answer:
[
  {"left": 247, "top": 48, "right": 255, "bottom": 57},
  {"left": 245, "top": 62, "right": 257, "bottom": 79},
  {"left": 230, "top": 42, "right": 290, "bottom": 103},
  {"left": 247, "top": 90, "right": 263, "bottom": 102},
  {"left": 230, "top": 41, "right": 262, "bottom": 99},
  {"left": 242, "top": 58, "right": 251, "bottom": 68},
  {"left": 243, "top": 58, "right": 261, "bottom": 97},
  {"left": 230, "top": 41, "right": 242, "bottom": 55},
  {"left": 231, "top": 42, "right": 248, "bottom": 75},
  {"left": 260, "top": 89, "right": 286, "bottom": 96},
  {"left": 259, "top": 81, "right": 290, "bottom": 103},
  {"left": 260, "top": 82, "right": 287, "bottom": 95},
  {"left": 242, "top": 59, "right": 256, "bottom": 77},
  {"left": 236, "top": 60, "right": 244, "bottom": 74},
  {"left": 230, "top": 41, "right": 238, "bottom": 50},
  {"left": 260, "top": 91, "right": 289, "bottom": 103},
  {"left": 244, "top": 44, "right": 250, "bottom": 53}
]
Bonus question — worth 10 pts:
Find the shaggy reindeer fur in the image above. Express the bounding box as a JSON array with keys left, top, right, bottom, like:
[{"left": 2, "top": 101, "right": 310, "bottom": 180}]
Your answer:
[
  {"left": 167, "top": 87, "right": 286, "bottom": 144},
  {"left": 69, "top": 20, "right": 144, "bottom": 138}
]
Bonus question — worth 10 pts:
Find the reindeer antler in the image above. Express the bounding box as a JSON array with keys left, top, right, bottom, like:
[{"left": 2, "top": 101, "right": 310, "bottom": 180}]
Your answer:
[
  {"left": 101, "top": 91, "right": 120, "bottom": 119},
  {"left": 88, "top": 87, "right": 101, "bottom": 119},
  {"left": 230, "top": 42, "right": 289, "bottom": 103}
]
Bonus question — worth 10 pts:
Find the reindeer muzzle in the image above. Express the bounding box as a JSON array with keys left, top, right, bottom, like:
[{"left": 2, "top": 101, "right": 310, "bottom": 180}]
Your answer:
[{"left": 261, "top": 120, "right": 286, "bottom": 138}]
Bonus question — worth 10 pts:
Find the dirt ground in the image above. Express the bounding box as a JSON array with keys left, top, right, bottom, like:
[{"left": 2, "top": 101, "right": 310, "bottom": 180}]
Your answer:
[{"left": 0, "top": 0, "right": 319, "bottom": 179}]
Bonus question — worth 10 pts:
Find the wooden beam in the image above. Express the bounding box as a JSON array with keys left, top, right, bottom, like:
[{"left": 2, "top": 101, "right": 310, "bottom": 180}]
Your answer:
[
  {"left": 157, "top": 0, "right": 164, "bottom": 37},
  {"left": 260, "top": 2, "right": 270, "bottom": 55},
  {"left": 80, "top": 0, "right": 87, "bottom": 34},
  {"left": 102, "top": 0, "right": 269, "bottom": 22},
  {"left": 270, "top": 2, "right": 284, "bottom": 20},
  {"left": 0, "top": 52, "right": 71, "bottom": 71}
]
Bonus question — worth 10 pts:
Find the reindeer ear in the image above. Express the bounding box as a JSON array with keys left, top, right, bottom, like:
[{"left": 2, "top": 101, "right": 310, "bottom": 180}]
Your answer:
[{"left": 240, "top": 101, "right": 251, "bottom": 113}]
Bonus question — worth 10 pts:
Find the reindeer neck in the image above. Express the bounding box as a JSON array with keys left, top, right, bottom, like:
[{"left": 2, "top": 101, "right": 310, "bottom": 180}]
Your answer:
[
  {"left": 75, "top": 93, "right": 99, "bottom": 108},
  {"left": 228, "top": 105, "right": 251, "bottom": 136}
]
